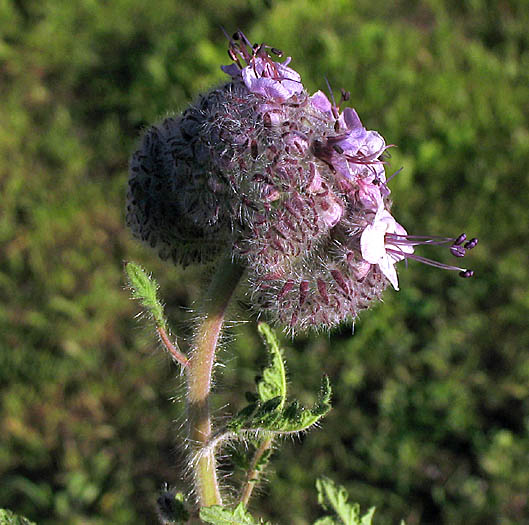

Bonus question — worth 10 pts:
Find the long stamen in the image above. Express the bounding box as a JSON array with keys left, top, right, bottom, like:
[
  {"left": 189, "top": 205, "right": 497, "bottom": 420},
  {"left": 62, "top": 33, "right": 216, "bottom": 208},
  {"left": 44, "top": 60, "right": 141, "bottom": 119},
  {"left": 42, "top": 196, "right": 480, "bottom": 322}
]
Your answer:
[
  {"left": 387, "top": 233, "right": 455, "bottom": 245},
  {"left": 385, "top": 230, "right": 478, "bottom": 278},
  {"left": 386, "top": 249, "right": 469, "bottom": 273},
  {"left": 386, "top": 166, "right": 403, "bottom": 184},
  {"left": 387, "top": 232, "right": 478, "bottom": 253}
]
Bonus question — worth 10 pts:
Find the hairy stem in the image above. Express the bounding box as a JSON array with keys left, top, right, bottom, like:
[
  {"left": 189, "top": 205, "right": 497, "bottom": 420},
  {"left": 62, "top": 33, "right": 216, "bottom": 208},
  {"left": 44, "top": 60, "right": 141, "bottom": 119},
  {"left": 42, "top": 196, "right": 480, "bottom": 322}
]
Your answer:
[
  {"left": 240, "top": 435, "right": 274, "bottom": 507},
  {"left": 157, "top": 326, "right": 188, "bottom": 367},
  {"left": 186, "top": 257, "right": 245, "bottom": 508}
]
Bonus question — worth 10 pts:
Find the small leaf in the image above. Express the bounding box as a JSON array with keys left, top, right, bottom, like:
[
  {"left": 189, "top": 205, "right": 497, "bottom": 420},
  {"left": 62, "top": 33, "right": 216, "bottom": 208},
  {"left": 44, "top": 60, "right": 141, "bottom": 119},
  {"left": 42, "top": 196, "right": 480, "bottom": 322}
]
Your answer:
[
  {"left": 256, "top": 322, "right": 287, "bottom": 407},
  {"left": 228, "top": 325, "right": 331, "bottom": 435},
  {"left": 126, "top": 262, "right": 167, "bottom": 330},
  {"left": 0, "top": 509, "right": 36, "bottom": 525},
  {"left": 315, "top": 478, "right": 375, "bottom": 525},
  {"left": 229, "top": 375, "right": 331, "bottom": 434},
  {"left": 200, "top": 502, "right": 273, "bottom": 524}
]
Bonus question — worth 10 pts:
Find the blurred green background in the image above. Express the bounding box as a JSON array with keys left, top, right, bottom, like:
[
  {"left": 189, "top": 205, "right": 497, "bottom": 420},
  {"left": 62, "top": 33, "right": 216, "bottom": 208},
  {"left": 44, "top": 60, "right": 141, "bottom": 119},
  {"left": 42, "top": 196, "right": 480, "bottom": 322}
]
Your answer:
[{"left": 1, "top": 0, "right": 528, "bottom": 523}]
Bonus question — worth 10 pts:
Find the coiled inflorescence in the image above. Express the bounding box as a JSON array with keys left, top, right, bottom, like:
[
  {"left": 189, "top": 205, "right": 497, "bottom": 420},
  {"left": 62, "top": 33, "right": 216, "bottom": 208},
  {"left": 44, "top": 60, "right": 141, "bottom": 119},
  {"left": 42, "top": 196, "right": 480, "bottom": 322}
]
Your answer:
[{"left": 127, "top": 31, "right": 477, "bottom": 333}]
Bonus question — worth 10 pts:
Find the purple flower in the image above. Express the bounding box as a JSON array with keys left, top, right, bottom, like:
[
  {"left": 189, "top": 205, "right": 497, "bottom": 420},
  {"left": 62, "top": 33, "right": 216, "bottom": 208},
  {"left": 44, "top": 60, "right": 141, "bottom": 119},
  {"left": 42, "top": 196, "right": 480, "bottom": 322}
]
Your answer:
[
  {"left": 360, "top": 208, "right": 414, "bottom": 290},
  {"left": 241, "top": 56, "right": 302, "bottom": 102},
  {"left": 222, "top": 41, "right": 303, "bottom": 103},
  {"left": 128, "top": 31, "right": 478, "bottom": 332}
]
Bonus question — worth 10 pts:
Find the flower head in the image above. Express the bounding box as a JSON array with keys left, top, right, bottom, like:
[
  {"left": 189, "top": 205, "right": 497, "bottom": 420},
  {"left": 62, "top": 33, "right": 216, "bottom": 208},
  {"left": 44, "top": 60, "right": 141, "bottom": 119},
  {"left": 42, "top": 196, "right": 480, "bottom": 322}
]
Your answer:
[{"left": 127, "top": 31, "right": 477, "bottom": 333}]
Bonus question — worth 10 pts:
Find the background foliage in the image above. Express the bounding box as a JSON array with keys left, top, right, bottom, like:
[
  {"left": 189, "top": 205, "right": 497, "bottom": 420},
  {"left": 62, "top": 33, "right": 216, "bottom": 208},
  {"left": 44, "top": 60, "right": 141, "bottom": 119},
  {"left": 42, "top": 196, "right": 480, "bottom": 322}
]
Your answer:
[{"left": 1, "top": 0, "right": 528, "bottom": 523}]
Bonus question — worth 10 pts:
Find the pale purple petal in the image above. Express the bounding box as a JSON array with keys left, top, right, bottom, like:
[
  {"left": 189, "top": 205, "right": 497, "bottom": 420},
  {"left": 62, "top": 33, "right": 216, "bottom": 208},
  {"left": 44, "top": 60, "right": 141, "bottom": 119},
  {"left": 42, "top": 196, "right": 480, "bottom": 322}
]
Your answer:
[
  {"left": 335, "top": 108, "right": 367, "bottom": 153},
  {"left": 221, "top": 63, "right": 241, "bottom": 77},
  {"left": 361, "top": 130, "right": 386, "bottom": 156},
  {"left": 343, "top": 108, "right": 363, "bottom": 132},
  {"left": 310, "top": 90, "right": 333, "bottom": 115},
  {"left": 320, "top": 197, "right": 343, "bottom": 227},
  {"left": 372, "top": 163, "right": 387, "bottom": 183},
  {"left": 245, "top": 77, "right": 293, "bottom": 102},
  {"left": 240, "top": 57, "right": 303, "bottom": 102},
  {"left": 357, "top": 181, "right": 384, "bottom": 211}
]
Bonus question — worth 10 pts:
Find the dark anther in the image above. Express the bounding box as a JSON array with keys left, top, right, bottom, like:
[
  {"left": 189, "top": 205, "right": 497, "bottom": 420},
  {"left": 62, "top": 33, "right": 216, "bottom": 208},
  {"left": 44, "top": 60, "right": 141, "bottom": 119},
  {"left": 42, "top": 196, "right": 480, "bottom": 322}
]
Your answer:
[
  {"left": 271, "top": 48, "right": 283, "bottom": 57},
  {"left": 340, "top": 88, "right": 350, "bottom": 101},
  {"left": 450, "top": 245, "right": 466, "bottom": 257},
  {"left": 459, "top": 269, "right": 474, "bottom": 278},
  {"left": 232, "top": 32, "right": 240, "bottom": 40},
  {"left": 464, "top": 238, "right": 479, "bottom": 250},
  {"left": 333, "top": 145, "right": 344, "bottom": 154},
  {"left": 453, "top": 233, "right": 467, "bottom": 246}
]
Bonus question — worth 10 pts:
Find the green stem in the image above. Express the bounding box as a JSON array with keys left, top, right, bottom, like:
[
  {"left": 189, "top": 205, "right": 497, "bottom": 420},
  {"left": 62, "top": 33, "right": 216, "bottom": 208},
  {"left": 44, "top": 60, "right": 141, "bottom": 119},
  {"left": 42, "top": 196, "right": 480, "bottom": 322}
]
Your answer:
[{"left": 186, "top": 257, "right": 245, "bottom": 508}]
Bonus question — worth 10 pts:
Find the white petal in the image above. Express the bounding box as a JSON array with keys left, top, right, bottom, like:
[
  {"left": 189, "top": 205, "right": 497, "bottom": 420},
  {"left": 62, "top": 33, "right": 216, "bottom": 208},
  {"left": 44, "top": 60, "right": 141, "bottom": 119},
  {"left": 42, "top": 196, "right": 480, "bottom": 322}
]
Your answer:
[
  {"left": 378, "top": 254, "right": 400, "bottom": 290},
  {"left": 360, "top": 220, "right": 387, "bottom": 263}
]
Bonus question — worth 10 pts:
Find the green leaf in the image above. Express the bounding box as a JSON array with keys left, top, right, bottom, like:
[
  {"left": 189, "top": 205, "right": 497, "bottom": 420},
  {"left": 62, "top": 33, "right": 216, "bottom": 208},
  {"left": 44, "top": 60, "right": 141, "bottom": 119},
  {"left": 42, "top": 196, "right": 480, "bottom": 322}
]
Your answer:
[
  {"left": 315, "top": 478, "right": 376, "bottom": 525},
  {"left": 228, "top": 375, "right": 331, "bottom": 434},
  {"left": 200, "top": 503, "right": 273, "bottom": 524},
  {"left": 256, "top": 322, "right": 287, "bottom": 407},
  {"left": 125, "top": 262, "right": 167, "bottom": 330},
  {"left": 0, "top": 509, "right": 37, "bottom": 525},
  {"left": 228, "top": 324, "right": 331, "bottom": 435}
]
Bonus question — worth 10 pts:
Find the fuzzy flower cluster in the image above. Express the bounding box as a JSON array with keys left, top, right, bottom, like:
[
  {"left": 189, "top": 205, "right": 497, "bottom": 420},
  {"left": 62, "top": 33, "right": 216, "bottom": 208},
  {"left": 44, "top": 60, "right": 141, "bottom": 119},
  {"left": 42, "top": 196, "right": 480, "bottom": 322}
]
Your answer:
[{"left": 127, "top": 32, "right": 477, "bottom": 332}]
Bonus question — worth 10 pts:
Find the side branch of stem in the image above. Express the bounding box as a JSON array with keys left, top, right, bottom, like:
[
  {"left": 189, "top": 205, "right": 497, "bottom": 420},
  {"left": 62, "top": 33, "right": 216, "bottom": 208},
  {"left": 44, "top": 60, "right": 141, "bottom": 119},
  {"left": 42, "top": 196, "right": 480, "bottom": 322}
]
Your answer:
[
  {"left": 240, "top": 436, "right": 274, "bottom": 507},
  {"left": 157, "top": 326, "right": 189, "bottom": 367}
]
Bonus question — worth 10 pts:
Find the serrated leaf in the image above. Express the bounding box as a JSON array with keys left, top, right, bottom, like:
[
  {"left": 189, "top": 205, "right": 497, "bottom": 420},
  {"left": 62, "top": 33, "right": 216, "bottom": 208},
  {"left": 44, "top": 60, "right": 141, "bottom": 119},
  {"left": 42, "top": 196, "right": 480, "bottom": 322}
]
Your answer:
[
  {"left": 256, "top": 323, "right": 287, "bottom": 407},
  {"left": 228, "top": 325, "right": 331, "bottom": 435},
  {"left": 0, "top": 509, "right": 36, "bottom": 525},
  {"left": 126, "top": 262, "right": 167, "bottom": 330},
  {"left": 200, "top": 503, "right": 273, "bottom": 524},
  {"left": 229, "top": 376, "right": 331, "bottom": 434},
  {"left": 315, "top": 478, "right": 375, "bottom": 525}
]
